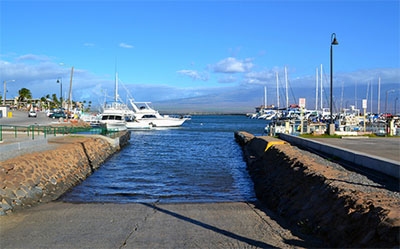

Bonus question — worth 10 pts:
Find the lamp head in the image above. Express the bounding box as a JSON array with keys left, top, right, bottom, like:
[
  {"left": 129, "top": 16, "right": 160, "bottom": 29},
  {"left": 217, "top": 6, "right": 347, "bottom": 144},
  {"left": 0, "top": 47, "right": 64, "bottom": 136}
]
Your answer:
[{"left": 331, "top": 33, "right": 339, "bottom": 45}]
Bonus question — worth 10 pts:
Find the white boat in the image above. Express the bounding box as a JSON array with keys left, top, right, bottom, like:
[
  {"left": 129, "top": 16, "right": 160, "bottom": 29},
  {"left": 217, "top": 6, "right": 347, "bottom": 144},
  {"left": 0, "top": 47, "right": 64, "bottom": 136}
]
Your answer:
[
  {"left": 99, "top": 102, "right": 130, "bottom": 131},
  {"left": 99, "top": 72, "right": 154, "bottom": 131},
  {"left": 129, "top": 100, "right": 188, "bottom": 127},
  {"left": 126, "top": 118, "right": 153, "bottom": 130}
]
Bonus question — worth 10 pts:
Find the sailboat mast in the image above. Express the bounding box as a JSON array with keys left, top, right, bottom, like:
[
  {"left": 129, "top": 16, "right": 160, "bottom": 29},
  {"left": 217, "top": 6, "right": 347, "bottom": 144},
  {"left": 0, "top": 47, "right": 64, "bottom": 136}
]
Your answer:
[
  {"left": 340, "top": 81, "right": 344, "bottom": 112},
  {"left": 366, "top": 81, "right": 370, "bottom": 112},
  {"left": 285, "top": 66, "right": 288, "bottom": 108},
  {"left": 264, "top": 86, "right": 267, "bottom": 107},
  {"left": 370, "top": 81, "right": 373, "bottom": 113},
  {"left": 315, "top": 67, "right": 319, "bottom": 110},
  {"left": 276, "top": 71, "right": 280, "bottom": 109},
  {"left": 68, "top": 66, "right": 74, "bottom": 112},
  {"left": 115, "top": 72, "right": 119, "bottom": 102},
  {"left": 320, "top": 64, "right": 323, "bottom": 109},
  {"left": 378, "top": 77, "right": 381, "bottom": 113},
  {"left": 355, "top": 82, "right": 357, "bottom": 109}
]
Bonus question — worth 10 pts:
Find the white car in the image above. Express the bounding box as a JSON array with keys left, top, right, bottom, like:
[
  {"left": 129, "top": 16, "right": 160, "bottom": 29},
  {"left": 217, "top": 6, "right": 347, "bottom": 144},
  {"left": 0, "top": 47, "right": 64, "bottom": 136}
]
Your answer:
[{"left": 28, "top": 110, "right": 37, "bottom": 118}]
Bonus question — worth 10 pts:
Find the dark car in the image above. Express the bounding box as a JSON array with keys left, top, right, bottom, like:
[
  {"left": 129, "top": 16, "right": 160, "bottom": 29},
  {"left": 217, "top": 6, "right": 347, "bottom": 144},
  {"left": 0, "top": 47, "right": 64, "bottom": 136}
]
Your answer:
[{"left": 49, "top": 112, "right": 66, "bottom": 119}]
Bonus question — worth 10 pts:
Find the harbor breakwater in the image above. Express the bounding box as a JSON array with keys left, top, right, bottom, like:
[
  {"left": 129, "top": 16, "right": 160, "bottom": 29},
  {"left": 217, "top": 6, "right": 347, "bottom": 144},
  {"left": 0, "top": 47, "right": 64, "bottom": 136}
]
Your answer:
[
  {"left": 0, "top": 131, "right": 130, "bottom": 215},
  {"left": 235, "top": 131, "right": 399, "bottom": 248}
]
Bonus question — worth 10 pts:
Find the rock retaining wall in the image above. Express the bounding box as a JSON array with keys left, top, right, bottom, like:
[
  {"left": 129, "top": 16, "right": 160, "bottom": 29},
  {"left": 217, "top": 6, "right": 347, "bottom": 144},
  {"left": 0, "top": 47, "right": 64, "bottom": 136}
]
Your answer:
[
  {"left": 0, "top": 131, "right": 130, "bottom": 215},
  {"left": 235, "top": 131, "right": 399, "bottom": 248}
]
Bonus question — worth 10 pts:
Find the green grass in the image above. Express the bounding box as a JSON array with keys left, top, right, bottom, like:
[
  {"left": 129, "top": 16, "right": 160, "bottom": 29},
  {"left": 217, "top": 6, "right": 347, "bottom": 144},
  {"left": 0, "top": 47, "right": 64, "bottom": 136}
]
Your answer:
[{"left": 299, "top": 134, "right": 342, "bottom": 139}]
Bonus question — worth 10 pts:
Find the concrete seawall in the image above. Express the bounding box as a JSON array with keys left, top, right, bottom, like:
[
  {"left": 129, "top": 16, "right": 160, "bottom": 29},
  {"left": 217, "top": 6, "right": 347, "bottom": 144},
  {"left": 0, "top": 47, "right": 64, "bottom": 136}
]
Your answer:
[
  {"left": 235, "top": 131, "right": 399, "bottom": 248},
  {"left": 0, "top": 131, "right": 130, "bottom": 215}
]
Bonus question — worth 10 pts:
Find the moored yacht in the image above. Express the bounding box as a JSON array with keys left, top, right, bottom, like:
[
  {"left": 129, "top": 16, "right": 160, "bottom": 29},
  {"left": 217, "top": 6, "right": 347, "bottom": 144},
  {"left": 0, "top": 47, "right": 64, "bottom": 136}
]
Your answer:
[
  {"left": 129, "top": 100, "right": 188, "bottom": 127},
  {"left": 99, "top": 102, "right": 130, "bottom": 131}
]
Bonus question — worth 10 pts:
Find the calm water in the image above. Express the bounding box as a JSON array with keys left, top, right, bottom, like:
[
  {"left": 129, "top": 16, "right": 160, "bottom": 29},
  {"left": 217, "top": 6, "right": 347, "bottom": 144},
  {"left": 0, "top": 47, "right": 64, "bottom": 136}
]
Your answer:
[{"left": 60, "top": 115, "right": 268, "bottom": 203}]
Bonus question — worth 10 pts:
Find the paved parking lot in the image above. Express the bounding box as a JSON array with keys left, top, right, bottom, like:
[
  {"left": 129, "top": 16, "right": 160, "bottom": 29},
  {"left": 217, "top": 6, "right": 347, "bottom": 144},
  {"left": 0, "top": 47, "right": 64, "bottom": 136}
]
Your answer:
[{"left": 308, "top": 137, "right": 400, "bottom": 162}]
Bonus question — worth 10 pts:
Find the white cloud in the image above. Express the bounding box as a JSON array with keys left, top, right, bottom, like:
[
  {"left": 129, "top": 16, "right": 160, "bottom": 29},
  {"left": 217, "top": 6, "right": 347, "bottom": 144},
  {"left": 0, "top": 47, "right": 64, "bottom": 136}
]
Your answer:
[
  {"left": 119, "top": 42, "right": 134, "bottom": 49},
  {"left": 177, "top": 70, "right": 209, "bottom": 81},
  {"left": 213, "top": 57, "right": 253, "bottom": 73},
  {"left": 16, "top": 54, "right": 52, "bottom": 62},
  {"left": 243, "top": 70, "right": 276, "bottom": 85},
  {"left": 1, "top": 53, "right": 399, "bottom": 112}
]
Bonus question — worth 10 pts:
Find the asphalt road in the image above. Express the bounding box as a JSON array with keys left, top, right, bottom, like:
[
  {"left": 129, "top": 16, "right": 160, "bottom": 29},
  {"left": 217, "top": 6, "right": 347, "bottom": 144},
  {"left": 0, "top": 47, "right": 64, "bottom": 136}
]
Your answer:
[
  {"left": 0, "top": 110, "right": 55, "bottom": 126},
  {"left": 0, "top": 201, "right": 321, "bottom": 249}
]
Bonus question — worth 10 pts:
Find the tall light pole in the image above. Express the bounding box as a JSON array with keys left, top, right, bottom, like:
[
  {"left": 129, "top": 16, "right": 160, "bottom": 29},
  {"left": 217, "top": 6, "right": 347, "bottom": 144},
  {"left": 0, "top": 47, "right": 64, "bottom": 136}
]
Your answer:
[
  {"left": 329, "top": 33, "right": 339, "bottom": 135},
  {"left": 3, "top": 80, "right": 15, "bottom": 106},
  {"left": 57, "top": 78, "right": 63, "bottom": 108}
]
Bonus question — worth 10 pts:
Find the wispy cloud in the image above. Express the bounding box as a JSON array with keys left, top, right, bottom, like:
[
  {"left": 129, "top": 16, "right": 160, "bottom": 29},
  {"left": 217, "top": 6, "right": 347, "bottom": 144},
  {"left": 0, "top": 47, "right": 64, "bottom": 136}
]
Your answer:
[
  {"left": 119, "top": 42, "right": 134, "bottom": 49},
  {"left": 243, "top": 70, "right": 276, "bottom": 85},
  {"left": 213, "top": 57, "right": 253, "bottom": 73},
  {"left": 15, "top": 54, "right": 52, "bottom": 62},
  {"left": 177, "top": 69, "right": 209, "bottom": 81},
  {"left": 1, "top": 53, "right": 399, "bottom": 112},
  {"left": 83, "top": 42, "right": 95, "bottom": 47}
]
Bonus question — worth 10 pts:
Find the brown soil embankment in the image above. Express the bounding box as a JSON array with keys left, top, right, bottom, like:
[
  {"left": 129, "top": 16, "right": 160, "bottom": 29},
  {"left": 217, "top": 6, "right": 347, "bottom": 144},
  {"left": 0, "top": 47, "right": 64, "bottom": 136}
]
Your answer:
[
  {"left": 235, "top": 131, "right": 399, "bottom": 248},
  {"left": 0, "top": 131, "right": 130, "bottom": 215}
]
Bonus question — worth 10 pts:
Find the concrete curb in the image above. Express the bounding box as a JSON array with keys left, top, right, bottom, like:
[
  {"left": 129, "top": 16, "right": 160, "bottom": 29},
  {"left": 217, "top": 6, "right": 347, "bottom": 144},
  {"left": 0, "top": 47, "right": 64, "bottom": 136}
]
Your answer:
[{"left": 279, "top": 133, "right": 400, "bottom": 180}]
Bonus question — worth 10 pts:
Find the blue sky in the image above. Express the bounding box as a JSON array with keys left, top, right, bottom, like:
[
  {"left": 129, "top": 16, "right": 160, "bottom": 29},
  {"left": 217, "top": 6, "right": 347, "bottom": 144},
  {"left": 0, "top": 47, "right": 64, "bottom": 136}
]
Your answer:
[{"left": 1, "top": 0, "right": 399, "bottom": 113}]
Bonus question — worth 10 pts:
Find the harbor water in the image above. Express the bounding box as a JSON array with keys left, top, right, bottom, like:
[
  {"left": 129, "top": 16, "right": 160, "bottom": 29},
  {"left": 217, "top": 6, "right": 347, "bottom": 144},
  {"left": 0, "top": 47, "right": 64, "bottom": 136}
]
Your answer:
[{"left": 60, "top": 115, "right": 268, "bottom": 203}]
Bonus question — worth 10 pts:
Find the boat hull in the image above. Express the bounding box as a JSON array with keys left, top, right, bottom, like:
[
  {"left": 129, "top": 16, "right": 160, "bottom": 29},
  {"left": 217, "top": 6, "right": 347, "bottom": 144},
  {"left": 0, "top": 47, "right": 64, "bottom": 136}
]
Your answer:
[
  {"left": 100, "top": 120, "right": 127, "bottom": 131},
  {"left": 140, "top": 118, "right": 188, "bottom": 127},
  {"left": 126, "top": 121, "right": 153, "bottom": 130}
]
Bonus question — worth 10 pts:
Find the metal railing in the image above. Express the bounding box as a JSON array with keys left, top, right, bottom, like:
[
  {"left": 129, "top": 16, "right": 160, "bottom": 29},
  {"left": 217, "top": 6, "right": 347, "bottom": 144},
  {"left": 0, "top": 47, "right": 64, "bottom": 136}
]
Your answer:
[{"left": 0, "top": 125, "right": 119, "bottom": 142}]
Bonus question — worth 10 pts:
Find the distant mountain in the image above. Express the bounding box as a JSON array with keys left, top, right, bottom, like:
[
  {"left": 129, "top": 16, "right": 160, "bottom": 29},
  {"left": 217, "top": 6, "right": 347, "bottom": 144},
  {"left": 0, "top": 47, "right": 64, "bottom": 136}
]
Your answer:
[
  {"left": 153, "top": 87, "right": 264, "bottom": 114},
  {"left": 153, "top": 82, "right": 400, "bottom": 114}
]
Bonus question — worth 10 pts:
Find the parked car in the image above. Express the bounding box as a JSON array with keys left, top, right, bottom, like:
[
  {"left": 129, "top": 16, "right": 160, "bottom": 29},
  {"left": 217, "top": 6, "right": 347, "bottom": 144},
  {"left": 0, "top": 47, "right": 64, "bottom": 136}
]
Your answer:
[
  {"left": 28, "top": 110, "right": 37, "bottom": 118},
  {"left": 49, "top": 112, "right": 66, "bottom": 119}
]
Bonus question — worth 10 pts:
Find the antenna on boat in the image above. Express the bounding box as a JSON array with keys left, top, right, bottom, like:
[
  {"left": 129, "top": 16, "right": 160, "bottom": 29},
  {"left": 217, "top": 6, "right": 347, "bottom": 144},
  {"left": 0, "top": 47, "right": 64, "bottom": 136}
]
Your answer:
[{"left": 114, "top": 58, "right": 119, "bottom": 102}]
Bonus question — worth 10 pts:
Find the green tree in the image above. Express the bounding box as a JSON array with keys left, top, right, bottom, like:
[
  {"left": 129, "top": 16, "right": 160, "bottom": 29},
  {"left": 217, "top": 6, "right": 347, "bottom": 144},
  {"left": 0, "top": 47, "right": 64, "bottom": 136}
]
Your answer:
[
  {"left": 52, "top": 94, "right": 60, "bottom": 108},
  {"left": 17, "top": 88, "right": 32, "bottom": 109},
  {"left": 18, "top": 88, "right": 32, "bottom": 101},
  {"left": 40, "top": 96, "right": 48, "bottom": 110}
]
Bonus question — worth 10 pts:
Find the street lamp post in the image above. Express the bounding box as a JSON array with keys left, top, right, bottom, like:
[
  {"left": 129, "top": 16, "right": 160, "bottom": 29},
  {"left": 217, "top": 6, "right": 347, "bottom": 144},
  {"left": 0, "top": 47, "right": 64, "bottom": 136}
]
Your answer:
[
  {"left": 329, "top": 33, "right": 339, "bottom": 135},
  {"left": 57, "top": 78, "right": 63, "bottom": 108},
  {"left": 3, "top": 80, "right": 15, "bottom": 106}
]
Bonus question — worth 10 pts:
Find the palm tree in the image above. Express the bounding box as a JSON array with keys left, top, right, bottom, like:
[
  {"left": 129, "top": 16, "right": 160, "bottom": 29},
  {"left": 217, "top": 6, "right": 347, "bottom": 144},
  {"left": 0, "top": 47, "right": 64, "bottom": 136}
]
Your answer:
[
  {"left": 40, "top": 96, "right": 48, "bottom": 110},
  {"left": 18, "top": 88, "right": 32, "bottom": 109},
  {"left": 52, "top": 94, "right": 59, "bottom": 109}
]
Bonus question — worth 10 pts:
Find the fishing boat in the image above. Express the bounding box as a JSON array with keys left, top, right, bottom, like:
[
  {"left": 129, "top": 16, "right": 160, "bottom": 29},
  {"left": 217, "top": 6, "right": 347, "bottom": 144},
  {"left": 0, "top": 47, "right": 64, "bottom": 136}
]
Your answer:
[
  {"left": 129, "top": 100, "right": 188, "bottom": 127},
  {"left": 99, "top": 102, "right": 130, "bottom": 131},
  {"left": 98, "top": 72, "right": 147, "bottom": 131},
  {"left": 126, "top": 118, "right": 153, "bottom": 130}
]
